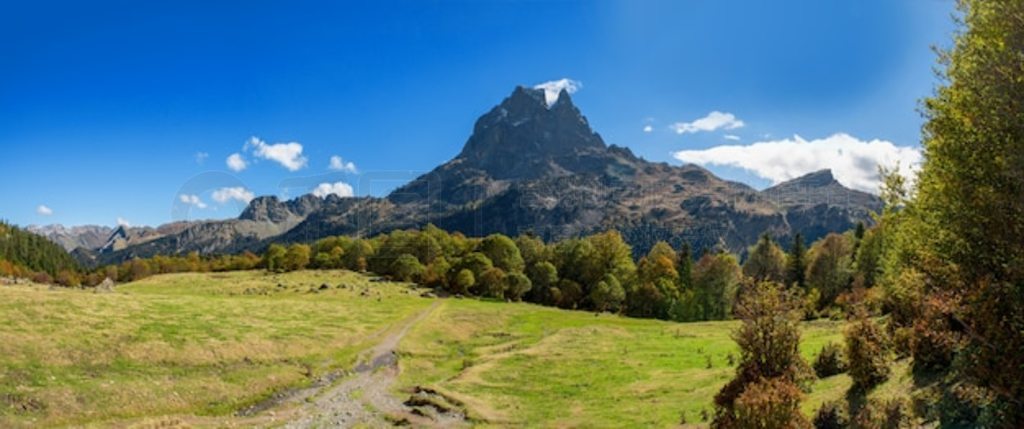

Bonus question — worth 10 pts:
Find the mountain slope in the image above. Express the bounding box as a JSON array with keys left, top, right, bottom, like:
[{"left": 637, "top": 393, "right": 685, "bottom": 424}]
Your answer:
[{"left": 98, "top": 86, "right": 882, "bottom": 263}]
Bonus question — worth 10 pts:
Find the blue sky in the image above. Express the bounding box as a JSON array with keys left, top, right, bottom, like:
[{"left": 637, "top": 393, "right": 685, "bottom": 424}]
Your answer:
[{"left": 0, "top": 1, "right": 957, "bottom": 227}]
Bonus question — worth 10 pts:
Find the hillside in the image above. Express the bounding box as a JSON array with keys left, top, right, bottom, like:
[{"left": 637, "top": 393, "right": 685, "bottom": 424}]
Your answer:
[
  {"left": 80, "top": 86, "right": 881, "bottom": 266},
  {"left": 0, "top": 270, "right": 917, "bottom": 428},
  {"left": 0, "top": 222, "right": 79, "bottom": 277}
]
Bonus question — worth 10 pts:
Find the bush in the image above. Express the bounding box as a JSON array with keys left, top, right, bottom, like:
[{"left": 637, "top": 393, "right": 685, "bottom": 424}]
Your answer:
[
  {"left": 813, "top": 401, "right": 848, "bottom": 429},
  {"left": 813, "top": 343, "right": 848, "bottom": 378},
  {"left": 845, "top": 315, "right": 891, "bottom": 390},
  {"left": 730, "top": 377, "right": 810, "bottom": 429},
  {"left": 851, "top": 398, "right": 912, "bottom": 429}
]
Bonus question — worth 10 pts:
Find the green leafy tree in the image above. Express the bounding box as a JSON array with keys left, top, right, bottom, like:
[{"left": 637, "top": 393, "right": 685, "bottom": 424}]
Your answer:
[
  {"left": 526, "top": 261, "right": 558, "bottom": 303},
  {"left": 264, "top": 243, "right": 287, "bottom": 273},
  {"left": 743, "top": 233, "right": 786, "bottom": 283},
  {"left": 282, "top": 244, "right": 311, "bottom": 272},
  {"left": 391, "top": 253, "right": 425, "bottom": 282},
  {"left": 805, "top": 234, "right": 853, "bottom": 310},
  {"left": 452, "top": 269, "right": 475, "bottom": 295},
  {"left": 886, "top": 1, "right": 1024, "bottom": 424},
  {"left": 503, "top": 272, "right": 532, "bottom": 302},
  {"left": 480, "top": 234, "right": 525, "bottom": 273},
  {"left": 693, "top": 252, "right": 742, "bottom": 320},
  {"left": 590, "top": 274, "right": 625, "bottom": 312}
]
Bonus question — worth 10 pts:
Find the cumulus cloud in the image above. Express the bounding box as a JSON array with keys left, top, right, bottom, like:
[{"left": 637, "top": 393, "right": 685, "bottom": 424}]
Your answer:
[
  {"left": 246, "top": 136, "right": 307, "bottom": 171},
  {"left": 226, "top": 153, "right": 247, "bottom": 172},
  {"left": 212, "top": 187, "right": 255, "bottom": 204},
  {"left": 533, "top": 78, "right": 582, "bottom": 107},
  {"left": 643, "top": 125, "right": 653, "bottom": 133},
  {"left": 671, "top": 111, "right": 745, "bottom": 134},
  {"left": 328, "top": 155, "right": 358, "bottom": 173},
  {"left": 195, "top": 152, "right": 209, "bottom": 164},
  {"left": 36, "top": 205, "right": 53, "bottom": 216},
  {"left": 116, "top": 217, "right": 131, "bottom": 227},
  {"left": 310, "top": 182, "right": 355, "bottom": 198},
  {"left": 724, "top": 134, "right": 741, "bottom": 141},
  {"left": 179, "top": 194, "right": 208, "bottom": 209},
  {"left": 673, "top": 133, "right": 921, "bottom": 194}
]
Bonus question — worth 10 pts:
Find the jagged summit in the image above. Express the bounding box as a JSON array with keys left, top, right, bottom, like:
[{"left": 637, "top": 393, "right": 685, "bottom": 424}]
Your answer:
[
  {"left": 455, "top": 86, "right": 606, "bottom": 180},
  {"left": 86, "top": 85, "right": 883, "bottom": 266}
]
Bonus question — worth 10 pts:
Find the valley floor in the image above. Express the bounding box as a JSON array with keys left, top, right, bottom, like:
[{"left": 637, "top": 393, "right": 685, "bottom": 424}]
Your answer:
[{"left": 0, "top": 270, "right": 911, "bottom": 428}]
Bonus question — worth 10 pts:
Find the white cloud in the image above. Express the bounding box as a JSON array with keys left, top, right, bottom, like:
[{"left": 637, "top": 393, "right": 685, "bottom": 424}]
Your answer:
[
  {"left": 116, "top": 217, "right": 131, "bottom": 227},
  {"left": 328, "top": 155, "right": 358, "bottom": 173},
  {"left": 178, "top": 194, "right": 208, "bottom": 209},
  {"left": 212, "top": 187, "right": 255, "bottom": 204},
  {"left": 672, "top": 133, "right": 922, "bottom": 194},
  {"left": 195, "top": 152, "right": 209, "bottom": 164},
  {"left": 36, "top": 205, "right": 53, "bottom": 216},
  {"left": 226, "top": 153, "right": 247, "bottom": 172},
  {"left": 724, "top": 134, "right": 741, "bottom": 141},
  {"left": 533, "top": 78, "right": 582, "bottom": 107},
  {"left": 643, "top": 125, "right": 653, "bottom": 133},
  {"left": 311, "top": 182, "right": 354, "bottom": 198},
  {"left": 671, "top": 111, "right": 745, "bottom": 134},
  {"left": 245, "top": 136, "right": 307, "bottom": 171}
]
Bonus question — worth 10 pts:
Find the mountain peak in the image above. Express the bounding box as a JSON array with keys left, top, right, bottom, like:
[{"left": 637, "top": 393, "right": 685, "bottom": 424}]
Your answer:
[
  {"left": 455, "top": 86, "right": 605, "bottom": 180},
  {"left": 791, "top": 169, "right": 837, "bottom": 186}
]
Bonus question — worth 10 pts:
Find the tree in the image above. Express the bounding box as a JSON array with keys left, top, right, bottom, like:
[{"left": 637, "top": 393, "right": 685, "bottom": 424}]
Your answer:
[
  {"left": 503, "top": 272, "right": 532, "bottom": 302},
  {"left": 676, "top": 242, "right": 694, "bottom": 290},
  {"left": 480, "top": 234, "right": 525, "bottom": 273},
  {"left": 713, "top": 281, "right": 811, "bottom": 428},
  {"left": 784, "top": 233, "right": 807, "bottom": 289},
  {"left": 391, "top": 253, "right": 425, "bottom": 282},
  {"left": 590, "top": 274, "right": 625, "bottom": 312},
  {"left": 264, "top": 244, "right": 287, "bottom": 273},
  {"left": 453, "top": 269, "right": 475, "bottom": 295},
  {"left": 804, "top": 234, "right": 852, "bottom": 310},
  {"left": 692, "top": 252, "right": 742, "bottom": 320},
  {"left": 478, "top": 267, "right": 507, "bottom": 298},
  {"left": 526, "top": 261, "right": 558, "bottom": 303},
  {"left": 888, "top": 1, "right": 1024, "bottom": 424},
  {"left": 282, "top": 244, "right": 311, "bottom": 272},
  {"left": 743, "top": 234, "right": 786, "bottom": 283}
]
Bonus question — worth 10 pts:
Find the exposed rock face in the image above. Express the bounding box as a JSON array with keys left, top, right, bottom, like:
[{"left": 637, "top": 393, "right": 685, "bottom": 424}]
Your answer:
[
  {"left": 92, "top": 86, "right": 883, "bottom": 264},
  {"left": 27, "top": 224, "right": 113, "bottom": 251}
]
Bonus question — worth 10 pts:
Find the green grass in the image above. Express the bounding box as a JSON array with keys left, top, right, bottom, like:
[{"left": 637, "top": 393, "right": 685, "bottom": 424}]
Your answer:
[
  {"left": 0, "top": 270, "right": 913, "bottom": 427},
  {"left": 0, "top": 270, "right": 430, "bottom": 428},
  {"left": 396, "top": 299, "right": 848, "bottom": 427}
]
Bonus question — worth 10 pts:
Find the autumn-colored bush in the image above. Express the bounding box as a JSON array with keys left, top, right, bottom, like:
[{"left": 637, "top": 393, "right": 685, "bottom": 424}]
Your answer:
[{"left": 812, "top": 343, "right": 847, "bottom": 378}]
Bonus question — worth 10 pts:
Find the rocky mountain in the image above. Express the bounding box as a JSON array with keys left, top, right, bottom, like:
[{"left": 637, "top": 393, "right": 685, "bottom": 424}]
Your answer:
[
  {"left": 85, "top": 86, "right": 882, "bottom": 265},
  {"left": 27, "top": 224, "right": 113, "bottom": 251}
]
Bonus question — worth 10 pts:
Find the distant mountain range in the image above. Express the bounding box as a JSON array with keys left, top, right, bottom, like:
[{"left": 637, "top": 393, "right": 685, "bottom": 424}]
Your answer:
[{"left": 35, "top": 86, "right": 881, "bottom": 266}]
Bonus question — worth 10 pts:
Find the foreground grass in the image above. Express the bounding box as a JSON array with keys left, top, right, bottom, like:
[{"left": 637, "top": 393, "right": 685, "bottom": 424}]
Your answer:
[
  {"left": 1, "top": 270, "right": 913, "bottom": 427},
  {"left": 397, "top": 299, "right": 847, "bottom": 427},
  {"left": 0, "top": 270, "right": 429, "bottom": 428}
]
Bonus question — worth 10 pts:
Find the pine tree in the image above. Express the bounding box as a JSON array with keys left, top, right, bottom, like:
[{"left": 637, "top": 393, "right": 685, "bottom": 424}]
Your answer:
[{"left": 784, "top": 233, "right": 807, "bottom": 289}]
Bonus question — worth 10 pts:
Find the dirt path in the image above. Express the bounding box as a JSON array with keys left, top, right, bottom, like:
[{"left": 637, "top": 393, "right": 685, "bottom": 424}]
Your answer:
[{"left": 279, "top": 301, "right": 466, "bottom": 428}]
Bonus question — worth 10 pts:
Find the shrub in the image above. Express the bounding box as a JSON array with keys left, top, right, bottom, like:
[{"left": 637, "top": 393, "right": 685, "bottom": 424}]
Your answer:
[
  {"left": 813, "top": 343, "right": 848, "bottom": 378},
  {"left": 845, "top": 314, "right": 891, "bottom": 390},
  {"left": 851, "top": 398, "right": 912, "bottom": 429},
  {"left": 730, "top": 377, "right": 810, "bottom": 429},
  {"left": 712, "top": 282, "right": 812, "bottom": 428},
  {"left": 813, "top": 401, "right": 848, "bottom": 429}
]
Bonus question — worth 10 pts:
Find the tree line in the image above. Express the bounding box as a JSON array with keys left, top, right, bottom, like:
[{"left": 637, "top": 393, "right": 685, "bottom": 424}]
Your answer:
[{"left": 0, "top": 221, "right": 80, "bottom": 284}]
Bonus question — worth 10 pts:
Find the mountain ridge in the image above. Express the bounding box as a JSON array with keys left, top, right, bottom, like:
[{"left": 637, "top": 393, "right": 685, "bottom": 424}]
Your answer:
[{"left": 71, "top": 86, "right": 882, "bottom": 266}]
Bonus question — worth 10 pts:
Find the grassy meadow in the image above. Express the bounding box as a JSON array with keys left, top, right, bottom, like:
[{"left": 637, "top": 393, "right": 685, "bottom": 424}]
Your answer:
[{"left": 0, "top": 270, "right": 912, "bottom": 427}]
